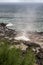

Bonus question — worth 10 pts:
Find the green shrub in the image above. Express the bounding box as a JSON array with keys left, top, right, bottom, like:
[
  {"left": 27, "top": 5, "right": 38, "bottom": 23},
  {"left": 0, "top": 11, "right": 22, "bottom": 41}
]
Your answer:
[
  {"left": 21, "top": 49, "right": 35, "bottom": 65},
  {"left": 0, "top": 41, "right": 36, "bottom": 65},
  {"left": 0, "top": 43, "right": 22, "bottom": 65}
]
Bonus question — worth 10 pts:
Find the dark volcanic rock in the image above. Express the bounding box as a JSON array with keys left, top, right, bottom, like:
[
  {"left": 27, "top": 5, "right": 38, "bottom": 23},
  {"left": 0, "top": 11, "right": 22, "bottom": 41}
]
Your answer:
[
  {"left": 36, "top": 48, "right": 43, "bottom": 65},
  {"left": 24, "top": 41, "right": 40, "bottom": 48},
  {"left": 38, "top": 32, "right": 43, "bottom": 35},
  {"left": 37, "top": 51, "right": 43, "bottom": 59},
  {"left": 0, "top": 23, "right": 6, "bottom": 27},
  {"left": 0, "top": 23, "right": 17, "bottom": 40}
]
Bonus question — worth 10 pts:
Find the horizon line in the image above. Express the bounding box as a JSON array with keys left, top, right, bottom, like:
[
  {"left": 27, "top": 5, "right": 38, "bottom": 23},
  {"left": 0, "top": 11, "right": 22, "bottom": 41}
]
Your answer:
[
  {"left": 0, "top": 2, "right": 43, "bottom": 4},
  {"left": 0, "top": 2, "right": 43, "bottom": 3}
]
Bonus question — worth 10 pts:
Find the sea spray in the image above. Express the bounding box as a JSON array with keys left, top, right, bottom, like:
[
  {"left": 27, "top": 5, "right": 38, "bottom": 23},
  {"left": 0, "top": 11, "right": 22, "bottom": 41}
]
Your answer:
[{"left": 15, "top": 32, "right": 30, "bottom": 41}]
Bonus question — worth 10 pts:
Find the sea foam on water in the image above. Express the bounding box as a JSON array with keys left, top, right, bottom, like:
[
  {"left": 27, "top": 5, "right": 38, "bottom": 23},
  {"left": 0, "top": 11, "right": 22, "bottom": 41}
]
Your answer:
[{"left": 6, "top": 23, "right": 13, "bottom": 26}]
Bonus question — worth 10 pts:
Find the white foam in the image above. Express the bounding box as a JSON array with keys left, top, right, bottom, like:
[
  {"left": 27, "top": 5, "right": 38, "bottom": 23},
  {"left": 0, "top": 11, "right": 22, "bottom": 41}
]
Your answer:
[
  {"left": 6, "top": 23, "right": 13, "bottom": 26},
  {"left": 15, "top": 35, "right": 30, "bottom": 41}
]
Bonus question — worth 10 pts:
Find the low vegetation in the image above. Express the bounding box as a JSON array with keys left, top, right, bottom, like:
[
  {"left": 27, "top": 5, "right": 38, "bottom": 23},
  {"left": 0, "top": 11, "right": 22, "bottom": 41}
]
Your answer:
[{"left": 0, "top": 39, "right": 36, "bottom": 65}]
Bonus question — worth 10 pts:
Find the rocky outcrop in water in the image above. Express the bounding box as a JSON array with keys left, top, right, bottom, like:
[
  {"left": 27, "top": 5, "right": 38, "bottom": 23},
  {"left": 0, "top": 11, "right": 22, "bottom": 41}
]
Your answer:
[{"left": 0, "top": 23, "right": 17, "bottom": 41}]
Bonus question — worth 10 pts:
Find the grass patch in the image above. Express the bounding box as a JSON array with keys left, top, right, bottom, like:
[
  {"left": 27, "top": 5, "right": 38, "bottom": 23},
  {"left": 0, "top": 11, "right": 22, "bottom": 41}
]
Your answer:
[{"left": 0, "top": 40, "right": 36, "bottom": 65}]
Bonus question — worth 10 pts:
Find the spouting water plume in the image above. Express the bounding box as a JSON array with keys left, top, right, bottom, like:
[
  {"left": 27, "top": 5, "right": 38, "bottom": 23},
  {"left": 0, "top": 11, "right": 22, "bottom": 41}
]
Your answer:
[{"left": 15, "top": 32, "right": 30, "bottom": 41}]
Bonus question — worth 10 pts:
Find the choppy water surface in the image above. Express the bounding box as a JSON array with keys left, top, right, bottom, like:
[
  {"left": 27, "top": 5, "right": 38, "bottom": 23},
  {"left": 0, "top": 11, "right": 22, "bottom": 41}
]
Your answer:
[{"left": 0, "top": 3, "right": 43, "bottom": 32}]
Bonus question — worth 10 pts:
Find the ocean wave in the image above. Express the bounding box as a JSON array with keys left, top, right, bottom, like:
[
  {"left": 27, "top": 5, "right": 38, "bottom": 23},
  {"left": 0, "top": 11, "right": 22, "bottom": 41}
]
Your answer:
[{"left": 6, "top": 23, "right": 13, "bottom": 26}]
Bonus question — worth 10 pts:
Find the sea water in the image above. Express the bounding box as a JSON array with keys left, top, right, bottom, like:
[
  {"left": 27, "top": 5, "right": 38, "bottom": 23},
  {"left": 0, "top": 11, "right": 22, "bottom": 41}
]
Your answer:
[{"left": 0, "top": 3, "right": 43, "bottom": 32}]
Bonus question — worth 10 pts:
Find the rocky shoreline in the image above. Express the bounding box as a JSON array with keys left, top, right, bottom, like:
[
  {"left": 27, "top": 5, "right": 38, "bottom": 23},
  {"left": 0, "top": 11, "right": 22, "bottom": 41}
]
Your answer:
[{"left": 0, "top": 23, "right": 43, "bottom": 65}]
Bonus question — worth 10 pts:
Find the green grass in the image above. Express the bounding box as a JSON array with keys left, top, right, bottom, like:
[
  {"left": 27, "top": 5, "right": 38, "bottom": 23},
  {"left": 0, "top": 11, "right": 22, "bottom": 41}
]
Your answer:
[{"left": 0, "top": 40, "right": 36, "bottom": 65}]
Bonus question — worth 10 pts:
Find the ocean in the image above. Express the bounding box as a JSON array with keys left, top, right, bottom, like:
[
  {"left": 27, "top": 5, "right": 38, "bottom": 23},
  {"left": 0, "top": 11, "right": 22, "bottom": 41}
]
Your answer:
[{"left": 0, "top": 3, "right": 43, "bottom": 32}]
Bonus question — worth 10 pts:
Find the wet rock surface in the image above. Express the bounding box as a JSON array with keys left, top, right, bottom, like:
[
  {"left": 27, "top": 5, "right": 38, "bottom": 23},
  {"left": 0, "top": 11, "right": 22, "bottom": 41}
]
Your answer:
[
  {"left": 0, "top": 23, "right": 43, "bottom": 65},
  {"left": 0, "top": 23, "right": 17, "bottom": 40},
  {"left": 36, "top": 48, "right": 43, "bottom": 65}
]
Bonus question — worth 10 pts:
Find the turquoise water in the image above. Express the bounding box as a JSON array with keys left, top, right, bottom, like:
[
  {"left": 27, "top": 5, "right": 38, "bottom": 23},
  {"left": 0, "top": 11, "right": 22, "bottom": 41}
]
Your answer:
[{"left": 0, "top": 3, "right": 43, "bottom": 32}]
